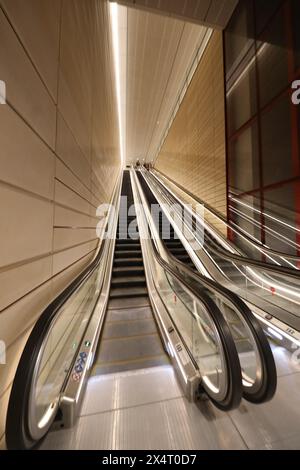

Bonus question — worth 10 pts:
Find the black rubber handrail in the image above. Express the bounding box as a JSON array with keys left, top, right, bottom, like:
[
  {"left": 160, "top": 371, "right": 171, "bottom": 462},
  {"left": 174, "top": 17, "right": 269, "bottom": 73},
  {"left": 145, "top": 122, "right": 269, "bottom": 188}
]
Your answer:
[
  {"left": 148, "top": 170, "right": 300, "bottom": 281},
  {"left": 6, "top": 241, "right": 106, "bottom": 450},
  {"left": 165, "top": 252, "right": 277, "bottom": 404},
  {"left": 153, "top": 168, "right": 300, "bottom": 263},
  {"left": 138, "top": 170, "right": 277, "bottom": 404},
  {"left": 150, "top": 236, "right": 243, "bottom": 411}
]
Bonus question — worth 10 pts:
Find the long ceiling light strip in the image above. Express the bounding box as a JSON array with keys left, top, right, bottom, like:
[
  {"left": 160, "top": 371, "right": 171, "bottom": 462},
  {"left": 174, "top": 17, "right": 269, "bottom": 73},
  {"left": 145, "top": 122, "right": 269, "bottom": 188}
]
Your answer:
[{"left": 110, "top": 2, "right": 125, "bottom": 166}]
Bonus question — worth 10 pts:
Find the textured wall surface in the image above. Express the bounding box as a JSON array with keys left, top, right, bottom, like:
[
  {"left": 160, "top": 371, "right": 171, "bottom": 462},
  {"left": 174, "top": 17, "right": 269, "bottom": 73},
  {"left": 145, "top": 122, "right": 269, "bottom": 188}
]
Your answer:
[
  {"left": 0, "top": 0, "right": 120, "bottom": 444},
  {"left": 155, "top": 31, "right": 227, "bottom": 229}
]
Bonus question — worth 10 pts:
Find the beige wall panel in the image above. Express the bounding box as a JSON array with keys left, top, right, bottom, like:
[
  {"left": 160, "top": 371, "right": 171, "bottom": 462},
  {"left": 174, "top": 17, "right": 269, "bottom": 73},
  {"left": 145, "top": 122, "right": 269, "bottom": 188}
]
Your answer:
[
  {"left": 54, "top": 180, "right": 92, "bottom": 216},
  {"left": 0, "top": 107, "right": 55, "bottom": 199},
  {"left": 0, "top": 10, "right": 56, "bottom": 148},
  {"left": 52, "top": 240, "right": 98, "bottom": 275},
  {"left": 0, "top": 186, "right": 54, "bottom": 268},
  {"left": 56, "top": 159, "right": 92, "bottom": 203},
  {"left": 53, "top": 228, "right": 96, "bottom": 252},
  {"left": 1, "top": 0, "right": 61, "bottom": 102},
  {"left": 0, "top": 256, "right": 52, "bottom": 311},
  {"left": 56, "top": 113, "right": 91, "bottom": 189},
  {"left": 54, "top": 206, "right": 93, "bottom": 229},
  {"left": 156, "top": 32, "right": 227, "bottom": 223},
  {"left": 50, "top": 249, "right": 96, "bottom": 299},
  {"left": 58, "top": 0, "right": 94, "bottom": 162},
  {"left": 0, "top": 279, "right": 53, "bottom": 351}
]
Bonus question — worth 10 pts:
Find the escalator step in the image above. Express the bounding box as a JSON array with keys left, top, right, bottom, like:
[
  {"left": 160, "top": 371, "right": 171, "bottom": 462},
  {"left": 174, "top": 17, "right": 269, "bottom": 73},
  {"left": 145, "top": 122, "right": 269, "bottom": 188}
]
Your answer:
[
  {"left": 111, "top": 276, "right": 146, "bottom": 288},
  {"left": 93, "top": 334, "right": 169, "bottom": 375},
  {"left": 108, "top": 297, "right": 150, "bottom": 310},
  {"left": 110, "top": 286, "right": 148, "bottom": 299},
  {"left": 115, "top": 243, "right": 141, "bottom": 250},
  {"left": 113, "top": 266, "right": 145, "bottom": 277},
  {"left": 102, "top": 317, "right": 158, "bottom": 339},
  {"left": 168, "top": 248, "right": 188, "bottom": 255},
  {"left": 114, "top": 258, "right": 143, "bottom": 267},
  {"left": 116, "top": 238, "right": 140, "bottom": 244},
  {"left": 114, "top": 250, "right": 142, "bottom": 258}
]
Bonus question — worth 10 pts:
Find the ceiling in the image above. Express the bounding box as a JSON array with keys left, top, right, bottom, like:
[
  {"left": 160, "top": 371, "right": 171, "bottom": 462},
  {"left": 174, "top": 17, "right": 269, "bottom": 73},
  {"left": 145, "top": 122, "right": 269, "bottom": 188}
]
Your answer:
[
  {"left": 111, "top": 1, "right": 238, "bottom": 165},
  {"left": 112, "top": 0, "right": 238, "bottom": 29}
]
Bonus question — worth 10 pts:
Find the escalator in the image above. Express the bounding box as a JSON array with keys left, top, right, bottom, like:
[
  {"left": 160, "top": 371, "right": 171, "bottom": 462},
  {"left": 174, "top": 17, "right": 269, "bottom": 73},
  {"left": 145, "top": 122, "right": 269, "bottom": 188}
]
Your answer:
[
  {"left": 6, "top": 170, "right": 246, "bottom": 449},
  {"left": 146, "top": 168, "right": 300, "bottom": 333},
  {"left": 92, "top": 171, "right": 169, "bottom": 374},
  {"left": 135, "top": 169, "right": 277, "bottom": 404}
]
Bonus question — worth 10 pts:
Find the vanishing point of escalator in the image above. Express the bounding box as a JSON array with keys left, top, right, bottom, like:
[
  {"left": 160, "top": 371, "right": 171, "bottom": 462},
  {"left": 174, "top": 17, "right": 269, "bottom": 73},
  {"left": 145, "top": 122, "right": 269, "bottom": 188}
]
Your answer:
[{"left": 92, "top": 171, "right": 169, "bottom": 374}]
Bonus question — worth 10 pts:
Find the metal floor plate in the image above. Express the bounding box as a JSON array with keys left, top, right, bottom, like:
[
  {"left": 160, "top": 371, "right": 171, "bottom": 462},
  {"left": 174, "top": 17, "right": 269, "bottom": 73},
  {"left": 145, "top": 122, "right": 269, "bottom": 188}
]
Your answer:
[
  {"left": 97, "top": 334, "right": 166, "bottom": 363},
  {"left": 40, "top": 342, "right": 300, "bottom": 450},
  {"left": 41, "top": 366, "right": 246, "bottom": 450},
  {"left": 103, "top": 318, "right": 158, "bottom": 339},
  {"left": 108, "top": 297, "right": 150, "bottom": 310}
]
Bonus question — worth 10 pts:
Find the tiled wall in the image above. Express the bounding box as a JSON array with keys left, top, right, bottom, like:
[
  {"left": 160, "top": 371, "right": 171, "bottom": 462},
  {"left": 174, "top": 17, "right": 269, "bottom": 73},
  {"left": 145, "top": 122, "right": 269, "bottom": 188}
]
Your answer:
[
  {"left": 155, "top": 31, "right": 227, "bottom": 231},
  {"left": 0, "top": 0, "right": 120, "bottom": 443}
]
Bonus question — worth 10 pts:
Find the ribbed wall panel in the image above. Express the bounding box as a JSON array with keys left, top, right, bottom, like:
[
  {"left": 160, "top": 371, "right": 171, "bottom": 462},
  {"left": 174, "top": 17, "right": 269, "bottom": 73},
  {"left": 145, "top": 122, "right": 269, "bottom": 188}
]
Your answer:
[{"left": 156, "top": 31, "right": 227, "bottom": 230}]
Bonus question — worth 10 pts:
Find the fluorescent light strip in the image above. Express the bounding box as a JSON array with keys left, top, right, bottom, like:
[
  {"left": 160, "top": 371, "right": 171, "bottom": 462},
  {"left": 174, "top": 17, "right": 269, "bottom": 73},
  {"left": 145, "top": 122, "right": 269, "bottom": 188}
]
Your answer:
[{"left": 110, "top": 3, "right": 125, "bottom": 166}]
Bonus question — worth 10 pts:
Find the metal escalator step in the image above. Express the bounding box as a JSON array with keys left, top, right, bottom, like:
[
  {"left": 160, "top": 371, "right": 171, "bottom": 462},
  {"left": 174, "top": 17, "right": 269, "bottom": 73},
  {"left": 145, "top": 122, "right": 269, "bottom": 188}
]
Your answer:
[
  {"left": 108, "top": 297, "right": 150, "bottom": 310},
  {"left": 116, "top": 238, "right": 140, "bottom": 244},
  {"left": 106, "top": 306, "right": 153, "bottom": 322},
  {"left": 102, "top": 318, "right": 158, "bottom": 339},
  {"left": 92, "top": 355, "right": 170, "bottom": 375},
  {"left": 114, "top": 250, "right": 142, "bottom": 258},
  {"left": 111, "top": 276, "right": 146, "bottom": 288},
  {"left": 110, "top": 286, "right": 148, "bottom": 299},
  {"left": 113, "top": 266, "right": 145, "bottom": 277},
  {"left": 94, "top": 334, "right": 169, "bottom": 374},
  {"left": 168, "top": 248, "right": 188, "bottom": 254},
  {"left": 165, "top": 241, "right": 182, "bottom": 247},
  {"left": 114, "top": 258, "right": 143, "bottom": 267},
  {"left": 176, "top": 254, "right": 191, "bottom": 262},
  {"left": 115, "top": 243, "right": 141, "bottom": 250}
]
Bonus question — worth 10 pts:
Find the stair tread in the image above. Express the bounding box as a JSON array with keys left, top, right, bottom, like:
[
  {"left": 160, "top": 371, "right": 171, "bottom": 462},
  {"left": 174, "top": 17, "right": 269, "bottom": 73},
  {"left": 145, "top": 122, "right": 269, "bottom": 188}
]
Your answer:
[
  {"left": 114, "top": 257, "right": 143, "bottom": 263},
  {"left": 113, "top": 266, "right": 144, "bottom": 272},
  {"left": 115, "top": 250, "right": 142, "bottom": 255},
  {"left": 112, "top": 275, "right": 146, "bottom": 284},
  {"left": 110, "top": 286, "right": 148, "bottom": 298}
]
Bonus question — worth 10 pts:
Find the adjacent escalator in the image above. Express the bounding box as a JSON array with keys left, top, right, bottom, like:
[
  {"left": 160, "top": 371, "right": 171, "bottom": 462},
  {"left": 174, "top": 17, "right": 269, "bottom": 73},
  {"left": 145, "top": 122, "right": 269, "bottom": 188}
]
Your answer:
[
  {"left": 136, "top": 169, "right": 277, "bottom": 404},
  {"left": 136, "top": 171, "right": 195, "bottom": 270}
]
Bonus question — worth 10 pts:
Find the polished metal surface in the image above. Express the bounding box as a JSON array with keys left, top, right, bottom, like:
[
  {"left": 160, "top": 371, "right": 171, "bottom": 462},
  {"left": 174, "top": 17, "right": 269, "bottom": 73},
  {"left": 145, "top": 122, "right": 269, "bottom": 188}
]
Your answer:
[
  {"left": 41, "top": 342, "right": 300, "bottom": 450},
  {"left": 41, "top": 366, "right": 245, "bottom": 450}
]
